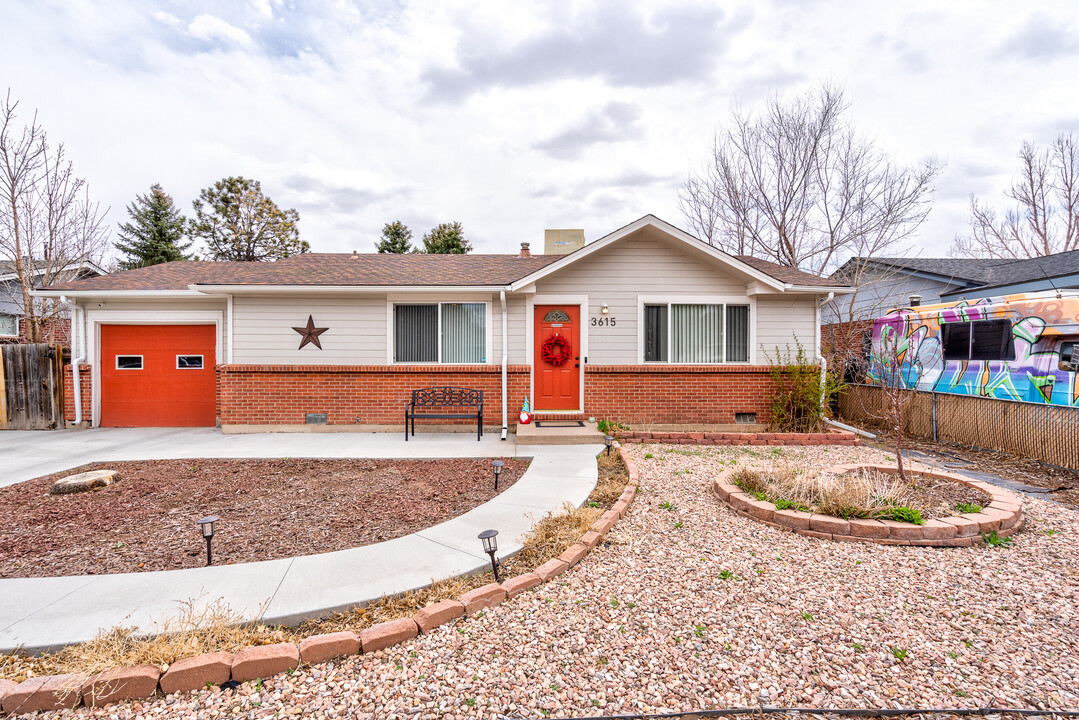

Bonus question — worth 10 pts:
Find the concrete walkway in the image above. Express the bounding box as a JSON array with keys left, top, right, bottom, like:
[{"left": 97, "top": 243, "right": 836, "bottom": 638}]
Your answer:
[{"left": 0, "top": 428, "right": 601, "bottom": 654}]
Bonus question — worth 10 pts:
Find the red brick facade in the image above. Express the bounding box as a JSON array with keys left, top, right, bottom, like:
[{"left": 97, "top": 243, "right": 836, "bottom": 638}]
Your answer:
[
  {"left": 65, "top": 363, "right": 788, "bottom": 427},
  {"left": 584, "top": 365, "right": 777, "bottom": 425},
  {"left": 0, "top": 316, "right": 71, "bottom": 345},
  {"left": 218, "top": 364, "right": 533, "bottom": 427},
  {"left": 62, "top": 364, "right": 92, "bottom": 424}
]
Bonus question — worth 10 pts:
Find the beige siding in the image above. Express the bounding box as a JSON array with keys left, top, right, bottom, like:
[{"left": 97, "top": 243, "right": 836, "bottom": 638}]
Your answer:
[
  {"left": 755, "top": 295, "right": 819, "bottom": 361},
  {"left": 534, "top": 231, "right": 755, "bottom": 364},
  {"left": 232, "top": 295, "right": 386, "bottom": 365}
]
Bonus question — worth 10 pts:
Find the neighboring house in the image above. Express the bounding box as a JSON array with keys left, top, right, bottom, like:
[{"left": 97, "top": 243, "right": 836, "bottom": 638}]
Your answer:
[
  {"left": 824, "top": 257, "right": 1012, "bottom": 324},
  {"left": 36, "top": 215, "right": 849, "bottom": 430},
  {"left": 1, "top": 259, "right": 106, "bottom": 343}
]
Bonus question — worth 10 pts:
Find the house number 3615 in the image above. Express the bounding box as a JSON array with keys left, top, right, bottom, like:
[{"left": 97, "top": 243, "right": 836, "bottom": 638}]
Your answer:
[{"left": 591, "top": 317, "right": 616, "bottom": 326}]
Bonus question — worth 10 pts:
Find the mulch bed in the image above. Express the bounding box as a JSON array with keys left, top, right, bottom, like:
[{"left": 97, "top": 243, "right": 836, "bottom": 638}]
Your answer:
[{"left": 0, "top": 457, "right": 528, "bottom": 579}]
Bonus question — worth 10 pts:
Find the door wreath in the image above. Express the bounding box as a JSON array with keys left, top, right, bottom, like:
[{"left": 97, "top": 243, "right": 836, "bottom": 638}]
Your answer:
[{"left": 541, "top": 333, "right": 573, "bottom": 367}]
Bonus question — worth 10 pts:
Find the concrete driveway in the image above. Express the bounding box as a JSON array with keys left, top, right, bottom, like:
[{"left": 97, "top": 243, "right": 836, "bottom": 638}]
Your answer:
[{"left": 0, "top": 428, "right": 601, "bottom": 654}]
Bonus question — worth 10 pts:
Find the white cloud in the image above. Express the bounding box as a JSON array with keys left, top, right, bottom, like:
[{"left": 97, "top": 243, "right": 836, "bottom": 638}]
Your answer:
[
  {"left": 1, "top": 0, "right": 1078, "bottom": 261},
  {"left": 187, "top": 14, "right": 252, "bottom": 46}
]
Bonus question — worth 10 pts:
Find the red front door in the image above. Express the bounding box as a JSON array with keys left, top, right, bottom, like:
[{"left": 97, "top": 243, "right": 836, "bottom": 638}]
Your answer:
[
  {"left": 100, "top": 324, "right": 217, "bottom": 427},
  {"left": 534, "top": 305, "right": 581, "bottom": 411}
]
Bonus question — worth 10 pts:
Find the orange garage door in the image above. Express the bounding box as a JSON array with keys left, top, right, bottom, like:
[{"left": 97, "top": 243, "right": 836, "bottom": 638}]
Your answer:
[{"left": 100, "top": 325, "right": 217, "bottom": 427}]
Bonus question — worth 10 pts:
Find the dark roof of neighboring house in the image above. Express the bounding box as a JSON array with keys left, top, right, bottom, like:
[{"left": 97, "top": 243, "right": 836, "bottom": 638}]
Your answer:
[
  {"left": 966, "top": 249, "right": 1079, "bottom": 292},
  {"left": 735, "top": 255, "right": 839, "bottom": 287},
  {"left": 44, "top": 250, "right": 840, "bottom": 293},
  {"left": 834, "top": 257, "right": 1012, "bottom": 284}
]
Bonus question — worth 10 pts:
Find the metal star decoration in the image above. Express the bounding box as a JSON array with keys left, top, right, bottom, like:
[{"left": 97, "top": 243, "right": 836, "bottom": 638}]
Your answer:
[{"left": 292, "top": 315, "right": 328, "bottom": 350}]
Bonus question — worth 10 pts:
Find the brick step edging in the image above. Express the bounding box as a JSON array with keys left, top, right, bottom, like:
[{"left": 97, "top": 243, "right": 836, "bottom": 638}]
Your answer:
[
  {"left": 0, "top": 448, "right": 641, "bottom": 717},
  {"left": 712, "top": 463, "right": 1024, "bottom": 547},
  {"left": 620, "top": 429, "right": 858, "bottom": 446}
]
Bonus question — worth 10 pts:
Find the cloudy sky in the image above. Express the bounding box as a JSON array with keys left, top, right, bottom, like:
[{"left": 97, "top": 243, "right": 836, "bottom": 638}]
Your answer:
[{"left": 4, "top": 0, "right": 1078, "bottom": 264}]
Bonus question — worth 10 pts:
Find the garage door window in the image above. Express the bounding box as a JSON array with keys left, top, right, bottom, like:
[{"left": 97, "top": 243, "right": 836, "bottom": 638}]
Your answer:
[
  {"left": 116, "top": 355, "right": 143, "bottom": 370},
  {"left": 177, "top": 355, "right": 204, "bottom": 369}
]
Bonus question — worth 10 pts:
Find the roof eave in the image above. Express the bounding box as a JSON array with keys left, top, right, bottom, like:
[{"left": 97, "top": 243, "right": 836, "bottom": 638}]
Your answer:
[
  {"left": 32, "top": 289, "right": 208, "bottom": 299},
  {"left": 189, "top": 284, "right": 507, "bottom": 294}
]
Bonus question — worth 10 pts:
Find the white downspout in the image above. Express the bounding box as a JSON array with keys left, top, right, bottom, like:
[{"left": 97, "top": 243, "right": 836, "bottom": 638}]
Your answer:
[
  {"left": 817, "top": 292, "right": 834, "bottom": 410},
  {"left": 61, "top": 296, "right": 86, "bottom": 427},
  {"left": 500, "top": 289, "right": 508, "bottom": 440}
]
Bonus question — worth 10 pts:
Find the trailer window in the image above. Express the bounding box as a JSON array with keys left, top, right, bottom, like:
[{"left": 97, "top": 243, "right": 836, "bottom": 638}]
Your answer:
[
  {"left": 1061, "top": 341, "right": 1077, "bottom": 372},
  {"left": 941, "top": 319, "right": 1014, "bottom": 362}
]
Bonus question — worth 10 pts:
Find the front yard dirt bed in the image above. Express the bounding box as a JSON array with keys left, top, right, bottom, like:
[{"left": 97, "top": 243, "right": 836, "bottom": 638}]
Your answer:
[{"left": 0, "top": 457, "right": 528, "bottom": 578}]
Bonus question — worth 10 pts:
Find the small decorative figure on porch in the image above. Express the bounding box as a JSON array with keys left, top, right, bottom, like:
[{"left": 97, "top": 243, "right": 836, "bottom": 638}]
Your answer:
[{"left": 519, "top": 397, "right": 532, "bottom": 425}]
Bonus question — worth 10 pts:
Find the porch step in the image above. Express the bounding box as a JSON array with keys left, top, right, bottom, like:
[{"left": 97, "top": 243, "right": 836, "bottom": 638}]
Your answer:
[{"left": 515, "top": 419, "right": 606, "bottom": 445}]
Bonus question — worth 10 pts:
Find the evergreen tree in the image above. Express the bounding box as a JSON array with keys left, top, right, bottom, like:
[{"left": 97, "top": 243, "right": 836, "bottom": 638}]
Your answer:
[
  {"left": 376, "top": 220, "right": 414, "bottom": 253},
  {"left": 114, "top": 183, "right": 192, "bottom": 269},
  {"left": 189, "top": 176, "right": 308, "bottom": 261},
  {"left": 422, "top": 221, "right": 472, "bottom": 254}
]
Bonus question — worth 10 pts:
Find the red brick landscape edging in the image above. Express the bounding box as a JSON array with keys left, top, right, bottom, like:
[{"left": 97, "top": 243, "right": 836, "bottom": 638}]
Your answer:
[
  {"left": 619, "top": 428, "right": 858, "bottom": 446},
  {"left": 0, "top": 449, "right": 641, "bottom": 717},
  {"left": 713, "top": 463, "right": 1024, "bottom": 547}
]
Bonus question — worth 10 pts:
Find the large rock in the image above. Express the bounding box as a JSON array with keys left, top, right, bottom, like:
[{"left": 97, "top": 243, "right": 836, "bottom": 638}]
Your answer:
[{"left": 50, "top": 470, "right": 118, "bottom": 495}]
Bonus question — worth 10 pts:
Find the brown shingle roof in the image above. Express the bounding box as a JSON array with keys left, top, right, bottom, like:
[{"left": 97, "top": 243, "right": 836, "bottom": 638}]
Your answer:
[
  {"left": 45, "top": 255, "right": 564, "bottom": 291},
  {"left": 44, "top": 251, "right": 840, "bottom": 292},
  {"left": 735, "top": 256, "right": 843, "bottom": 287}
]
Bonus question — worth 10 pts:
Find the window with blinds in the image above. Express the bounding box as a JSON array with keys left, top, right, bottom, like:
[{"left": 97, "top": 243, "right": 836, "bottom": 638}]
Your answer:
[
  {"left": 394, "top": 303, "right": 486, "bottom": 363},
  {"left": 644, "top": 303, "right": 750, "bottom": 363}
]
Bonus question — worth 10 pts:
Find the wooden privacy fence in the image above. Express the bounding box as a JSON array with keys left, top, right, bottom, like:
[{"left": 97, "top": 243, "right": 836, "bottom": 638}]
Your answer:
[
  {"left": 839, "top": 383, "right": 1079, "bottom": 471},
  {"left": 0, "top": 343, "right": 66, "bottom": 430}
]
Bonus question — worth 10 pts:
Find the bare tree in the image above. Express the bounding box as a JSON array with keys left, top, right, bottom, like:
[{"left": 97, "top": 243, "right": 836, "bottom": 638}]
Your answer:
[
  {"left": 0, "top": 90, "right": 108, "bottom": 342},
  {"left": 679, "top": 83, "right": 943, "bottom": 276},
  {"left": 952, "top": 132, "right": 1079, "bottom": 259},
  {"left": 868, "top": 320, "right": 917, "bottom": 482}
]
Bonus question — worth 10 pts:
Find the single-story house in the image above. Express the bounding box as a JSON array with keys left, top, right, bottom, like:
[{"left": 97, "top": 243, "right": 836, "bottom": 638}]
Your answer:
[{"left": 35, "top": 215, "right": 850, "bottom": 433}]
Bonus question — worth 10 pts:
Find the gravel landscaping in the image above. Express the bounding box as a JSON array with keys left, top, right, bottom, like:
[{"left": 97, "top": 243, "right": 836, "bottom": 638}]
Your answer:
[
  {"left": 0, "top": 457, "right": 527, "bottom": 578},
  {"left": 35, "top": 443, "right": 1079, "bottom": 719}
]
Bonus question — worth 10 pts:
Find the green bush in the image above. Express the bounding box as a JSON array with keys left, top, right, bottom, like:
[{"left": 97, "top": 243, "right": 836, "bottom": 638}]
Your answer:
[{"left": 765, "top": 342, "right": 843, "bottom": 433}]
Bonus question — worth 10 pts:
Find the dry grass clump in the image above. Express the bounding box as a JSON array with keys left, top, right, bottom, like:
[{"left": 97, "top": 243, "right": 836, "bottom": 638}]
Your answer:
[
  {"left": 733, "top": 464, "right": 920, "bottom": 521},
  {"left": 0, "top": 451, "right": 629, "bottom": 682}
]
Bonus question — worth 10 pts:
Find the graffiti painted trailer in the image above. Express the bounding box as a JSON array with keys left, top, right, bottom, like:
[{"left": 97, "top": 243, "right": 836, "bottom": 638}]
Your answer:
[{"left": 869, "top": 290, "right": 1079, "bottom": 407}]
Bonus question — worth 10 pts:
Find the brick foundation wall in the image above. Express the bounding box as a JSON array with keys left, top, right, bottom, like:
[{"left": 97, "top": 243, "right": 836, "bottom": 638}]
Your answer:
[
  {"left": 63, "top": 364, "right": 92, "bottom": 424},
  {"left": 584, "top": 365, "right": 779, "bottom": 424},
  {"left": 218, "top": 363, "right": 789, "bottom": 427},
  {"left": 218, "top": 365, "right": 532, "bottom": 427}
]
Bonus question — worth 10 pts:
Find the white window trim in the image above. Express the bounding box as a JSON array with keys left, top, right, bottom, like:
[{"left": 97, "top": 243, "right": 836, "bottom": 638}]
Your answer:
[
  {"left": 86, "top": 309, "right": 224, "bottom": 427},
  {"left": 115, "top": 354, "right": 143, "bottom": 370},
  {"left": 176, "top": 354, "right": 205, "bottom": 369},
  {"left": 636, "top": 295, "right": 757, "bottom": 365},
  {"left": 385, "top": 295, "right": 494, "bottom": 365},
  {"left": 0, "top": 312, "right": 18, "bottom": 338}
]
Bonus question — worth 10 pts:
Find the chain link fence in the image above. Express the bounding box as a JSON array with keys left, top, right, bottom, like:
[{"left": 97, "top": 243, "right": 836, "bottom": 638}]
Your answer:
[{"left": 839, "top": 383, "right": 1079, "bottom": 472}]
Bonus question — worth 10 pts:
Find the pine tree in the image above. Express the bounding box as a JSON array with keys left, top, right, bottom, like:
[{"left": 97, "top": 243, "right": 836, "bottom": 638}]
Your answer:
[
  {"left": 189, "top": 176, "right": 308, "bottom": 261},
  {"left": 422, "top": 221, "right": 472, "bottom": 254},
  {"left": 114, "top": 183, "right": 192, "bottom": 269},
  {"left": 376, "top": 221, "right": 414, "bottom": 253}
]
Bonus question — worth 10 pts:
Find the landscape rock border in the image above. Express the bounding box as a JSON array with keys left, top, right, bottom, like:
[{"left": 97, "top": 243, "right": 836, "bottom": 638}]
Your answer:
[
  {"left": 712, "top": 462, "right": 1024, "bottom": 546},
  {"left": 0, "top": 448, "right": 642, "bottom": 717},
  {"left": 619, "top": 428, "right": 858, "bottom": 446}
]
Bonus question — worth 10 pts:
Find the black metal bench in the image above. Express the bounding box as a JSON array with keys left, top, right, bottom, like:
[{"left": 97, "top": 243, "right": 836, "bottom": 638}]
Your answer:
[{"left": 405, "top": 387, "right": 484, "bottom": 441}]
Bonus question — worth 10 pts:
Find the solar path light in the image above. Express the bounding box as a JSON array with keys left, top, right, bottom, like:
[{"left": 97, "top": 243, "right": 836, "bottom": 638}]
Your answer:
[
  {"left": 492, "top": 459, "right": 504, "bottom": 490},
  {"left": 478, "top": 529, "right": 500, "bottom": 581},
  {"left": 197, "top": 516, "right": 219, "bottom": 566},
  {"left": 605, "top": 434, "right": 614, "bottom": 456}
]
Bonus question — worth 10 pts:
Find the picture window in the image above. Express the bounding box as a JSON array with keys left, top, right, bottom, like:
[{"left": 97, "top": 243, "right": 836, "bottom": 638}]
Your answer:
[{"left": 643, "top": 303, "right": 749, "bottom": 363}]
